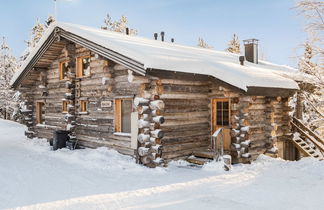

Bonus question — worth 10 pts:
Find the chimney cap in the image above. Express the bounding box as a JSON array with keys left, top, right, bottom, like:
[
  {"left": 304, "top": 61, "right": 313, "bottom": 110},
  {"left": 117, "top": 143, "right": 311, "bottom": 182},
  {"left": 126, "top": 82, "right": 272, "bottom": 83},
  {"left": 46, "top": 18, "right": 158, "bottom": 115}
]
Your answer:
[
  {"left": 243, "top": 39, "right": 259, "bottom": 44},
  {"left": 239, "top": 56, "right": 245, "bottom": 65},
  {"left": 154, "top": 33, "right": 158, "bottom": 40}
]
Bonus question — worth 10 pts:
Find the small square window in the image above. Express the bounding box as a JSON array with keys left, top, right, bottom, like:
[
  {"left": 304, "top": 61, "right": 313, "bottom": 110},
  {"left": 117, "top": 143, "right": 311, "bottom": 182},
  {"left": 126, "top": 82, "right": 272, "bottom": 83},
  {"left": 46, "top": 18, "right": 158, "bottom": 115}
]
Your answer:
[
  {"left": 59, "top": 61, "right": 69, "bottom": 80},
  {"left": 76, "top": 56, "right": 91, "bottom": 77}
]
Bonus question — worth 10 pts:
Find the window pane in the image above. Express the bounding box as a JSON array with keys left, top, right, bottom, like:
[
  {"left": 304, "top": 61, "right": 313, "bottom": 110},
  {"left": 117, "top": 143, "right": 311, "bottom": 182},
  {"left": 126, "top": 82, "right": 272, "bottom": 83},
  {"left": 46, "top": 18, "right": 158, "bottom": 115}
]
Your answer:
[
  {"left": 216, "top": 110, "right": 222, "bottom": 125},
  {"left": 62, "top": 62, "right": 68, "bottom": 79},
  {"left": 41, "top": 103, "right": 45, "bottom": 124},
  {"left": 121, "top": 100, "right": 132, "bottom": 133},
  {"left": 82, "top": 57, "right": 90, "bottom": 76},
  {"left": 223, "top": 102, "right": 229, "bottom": 110},
  {"left": 223, "top": 110, "right": 229, "bottom": 126},
  {"left": 217, "top": 102, "right": 222, "bottom": 109}
]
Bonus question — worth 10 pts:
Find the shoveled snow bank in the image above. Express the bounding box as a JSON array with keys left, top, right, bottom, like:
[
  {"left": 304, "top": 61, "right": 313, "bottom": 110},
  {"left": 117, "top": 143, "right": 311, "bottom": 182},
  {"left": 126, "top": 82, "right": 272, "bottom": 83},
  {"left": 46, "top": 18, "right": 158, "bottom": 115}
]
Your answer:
[{"left": 1, "top": 119, "right": 324, "bottom": 210}]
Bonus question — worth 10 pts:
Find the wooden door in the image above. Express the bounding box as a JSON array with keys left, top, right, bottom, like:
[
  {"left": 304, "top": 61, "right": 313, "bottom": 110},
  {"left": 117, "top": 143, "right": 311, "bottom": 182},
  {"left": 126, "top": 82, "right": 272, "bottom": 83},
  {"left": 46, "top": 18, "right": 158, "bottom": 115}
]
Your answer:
[{"left": 211, "top": 98, "right": 231, "bottom": 150}]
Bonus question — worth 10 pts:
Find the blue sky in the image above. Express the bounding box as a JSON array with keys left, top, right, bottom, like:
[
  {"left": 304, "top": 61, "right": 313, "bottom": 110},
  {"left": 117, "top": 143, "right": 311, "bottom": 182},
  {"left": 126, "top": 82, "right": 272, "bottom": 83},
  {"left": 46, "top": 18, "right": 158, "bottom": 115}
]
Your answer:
[{"left": 0, "top": 0, "right": 306, "bottom": 66}]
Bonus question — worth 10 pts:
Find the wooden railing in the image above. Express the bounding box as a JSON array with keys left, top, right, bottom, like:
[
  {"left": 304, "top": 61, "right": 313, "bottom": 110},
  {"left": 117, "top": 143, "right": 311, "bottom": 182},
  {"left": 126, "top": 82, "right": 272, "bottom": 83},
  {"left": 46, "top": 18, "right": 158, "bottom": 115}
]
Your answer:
[
  {"left": 212, "top": 128, "right": 223, "bottom": 161},
  {"left": 291, "top": 117, "right": 324, "bottom": 154}
]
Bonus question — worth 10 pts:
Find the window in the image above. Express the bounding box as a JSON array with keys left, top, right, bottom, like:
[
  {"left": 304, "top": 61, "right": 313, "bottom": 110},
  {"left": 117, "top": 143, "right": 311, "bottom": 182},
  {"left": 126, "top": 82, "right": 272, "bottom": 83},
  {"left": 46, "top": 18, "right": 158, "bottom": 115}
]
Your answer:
[
  {"left": 212, "top": 99, "right": 230, "bottom": 128},
  {"left": 76, "top": 56, "right": 91, "bottom": 77},
  {"left": 216, "top": 100, "right": 229, "bottom": 126},
  {"left": 115, "top": 98, "right": 132, "bottom": 133},
  {"left": 59, "top": 61, "right": 69, "bottom": 80},
  {"left": 36, "top": 102, "right": 45, "bottom": 124},
  {"left": 80, "top": 100, "right": 88, "bottom": 112},
  {"left": 62, "top": 101, "right": 70, "bottom": 113}
]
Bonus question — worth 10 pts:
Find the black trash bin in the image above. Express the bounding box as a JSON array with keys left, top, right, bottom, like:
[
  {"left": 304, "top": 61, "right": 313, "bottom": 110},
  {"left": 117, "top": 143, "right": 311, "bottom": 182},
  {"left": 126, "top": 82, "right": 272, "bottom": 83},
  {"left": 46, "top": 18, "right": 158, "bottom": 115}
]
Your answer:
[{"left": 53, "top": 130, "right": 69, "bottom": 150}]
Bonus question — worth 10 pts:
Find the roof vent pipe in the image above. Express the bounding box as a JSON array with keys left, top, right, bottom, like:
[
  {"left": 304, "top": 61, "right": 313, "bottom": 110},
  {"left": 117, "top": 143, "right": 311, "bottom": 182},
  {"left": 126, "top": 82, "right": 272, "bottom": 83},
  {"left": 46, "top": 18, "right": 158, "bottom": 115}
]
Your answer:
[
  {"left": 243, "top": 39, "right": 259, "bottom": 64},
  {"left": 154, "top": 33, "right": 158, "bottom": 40},
  {"left": 239, "top": 56, "right": 245, "bottom": 65},
  {"left": 161, "top": 31, "right": 165, "bottom": 42},
  {"left": 171, "top": 38, "right": 174, "bottom": 43},
  {"left": 126, "top": 28, "right": 129, "bottom": 35}
]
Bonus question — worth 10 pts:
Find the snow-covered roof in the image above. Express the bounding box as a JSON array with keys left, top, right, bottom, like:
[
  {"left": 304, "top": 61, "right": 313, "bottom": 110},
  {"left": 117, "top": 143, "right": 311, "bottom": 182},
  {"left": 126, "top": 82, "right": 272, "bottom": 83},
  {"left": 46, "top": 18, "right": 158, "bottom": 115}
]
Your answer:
[{"left": 11, "top": 22, "right": 299, "bottom": 91}]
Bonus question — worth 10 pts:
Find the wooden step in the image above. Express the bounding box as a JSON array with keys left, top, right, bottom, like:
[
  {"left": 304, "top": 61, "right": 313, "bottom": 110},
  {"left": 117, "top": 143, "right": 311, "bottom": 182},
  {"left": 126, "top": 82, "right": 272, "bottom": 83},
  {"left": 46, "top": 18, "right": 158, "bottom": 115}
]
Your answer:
[
  {"left": 193, "top": 150, "right": 215, "bottom": 159},
  {"left": 291, "top": 137, "right": 324, "bottom": 160},
  {"left": 187, "top": 156, "right": 212, "bottom": 165}
]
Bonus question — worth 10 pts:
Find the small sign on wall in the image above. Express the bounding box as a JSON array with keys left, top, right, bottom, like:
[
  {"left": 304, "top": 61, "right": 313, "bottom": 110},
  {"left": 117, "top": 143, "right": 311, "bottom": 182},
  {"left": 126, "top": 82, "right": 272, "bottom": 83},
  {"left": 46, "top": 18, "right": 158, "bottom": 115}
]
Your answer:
[{"left": 101, "top": 100, "right": 112, "bottom": 108}]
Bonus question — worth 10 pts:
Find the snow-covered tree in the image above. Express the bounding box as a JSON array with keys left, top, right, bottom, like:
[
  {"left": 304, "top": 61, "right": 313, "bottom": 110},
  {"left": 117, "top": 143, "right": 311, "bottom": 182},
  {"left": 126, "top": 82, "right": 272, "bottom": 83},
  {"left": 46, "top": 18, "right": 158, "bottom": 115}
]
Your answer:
[
  {"left": 197, "top": 37, "right": 213, "bottom": 49},
  {"left": 295, "top": 1, "right": 324, "bottom": 136},
  {"left": 226, "top": 34, "right": 240, "bottom": 54},
  {"left": 0, "top": 37, "right": 18, "bottom": 119},
  {"left": 101, "top": 14, "right": 137, "bottom": 35},
  {"left": 297, "top": 42, "right": 324, "bottom": 132},
  {"left": 21, "top": 18, "right": 47, "bottom": 61},
  {"left": 298, "top": 41, "right": 317, "bottom": 74}
]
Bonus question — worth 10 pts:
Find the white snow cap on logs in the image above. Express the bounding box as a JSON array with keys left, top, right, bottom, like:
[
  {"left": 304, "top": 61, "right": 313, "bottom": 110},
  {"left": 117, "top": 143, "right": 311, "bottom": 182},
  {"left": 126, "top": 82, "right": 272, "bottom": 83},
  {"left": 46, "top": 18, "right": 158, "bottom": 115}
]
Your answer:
[
  {"left": 102, "top": 77, "right": 109, "bottom": 85},
  {"left": 149, "top": 100, "right": 165, "bottom": 110},
  {"left": 138, "top": 147, "right": 149, "bottom": 156},
  {"left": 241, "top": 153, "right": 251, "bottom": 158},
  {"left": 152, "top": 116, "right": 165, "bottom": 124},
  {"left": 128, "top": 70, "right": 150, "bottom": 84},
  {"left": 241, "top": 140, "right": 251, "bottom": 147},
  {"left": 137, "top": 134, "right": 150, "bottom": 143},
  {"left": 134, "top": 97, "right": 150, "bottom": 107},
  {"left": 141, "top": 114, "right": 150, "bottom": 121},
  {"left": 141, "top": 154, "right": 154, "bottom": 164},
  {"left": 153, "top": 157, "right": 163, "bottom": 164},
  {"left": 138, "top": 119, "right": 150, "bottom": 128},
  {"left": 128, "top": 70, "right": 134, "bottom": 83},
  {"left": 151, "top": 144, "right": 162, "bottom": 153},
  {"left": 149, "top": 137, "right": 156, "bottom": 144},
  {"left": 137, "top": 105, "right": 150, "bottom": 114},
  {"left": 150, "top": 129, "right": 164, "bottom": 138}
]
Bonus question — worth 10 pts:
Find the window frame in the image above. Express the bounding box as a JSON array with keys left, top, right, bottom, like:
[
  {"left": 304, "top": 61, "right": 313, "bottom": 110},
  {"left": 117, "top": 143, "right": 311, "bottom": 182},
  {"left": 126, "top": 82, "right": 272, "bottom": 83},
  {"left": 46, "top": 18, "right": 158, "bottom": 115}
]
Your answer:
[
  {"left": 79, "top": 100, "right": 88, "bottom": 113},
  {"left": 76, "top": 55, "right": 91, "bottom": 78},
  {"left": 62, "top": 100, "right": 70, "bottom": 113},
  {"left": 36, "top": 101, "right": 45, "bottom": 124},
  {"left": 59, "top": 60, "right": 69, "bottom": 80},
  {"left": 114, "top": 98, "right": 133, "bottom": 134},
  {"left": 212, "top": 98, "right": 231, "bottom": 132}
]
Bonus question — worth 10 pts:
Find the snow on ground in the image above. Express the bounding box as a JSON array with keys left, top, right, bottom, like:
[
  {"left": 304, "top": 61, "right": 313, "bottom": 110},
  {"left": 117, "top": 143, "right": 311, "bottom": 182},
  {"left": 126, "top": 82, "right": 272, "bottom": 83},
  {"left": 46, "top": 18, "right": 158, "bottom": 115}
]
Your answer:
[{"left": 0, "top": 119, "right": 324, "bottom": 210}]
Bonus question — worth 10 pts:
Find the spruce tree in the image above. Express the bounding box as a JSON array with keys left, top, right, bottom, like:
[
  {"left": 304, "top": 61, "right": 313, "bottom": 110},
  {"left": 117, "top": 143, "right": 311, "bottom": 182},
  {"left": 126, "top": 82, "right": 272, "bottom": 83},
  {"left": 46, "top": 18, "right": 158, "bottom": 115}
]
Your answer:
[
  {"left": 101, "top": 14, "right": 137, "bottom": 35},
  {"left": 0, "top": 37, "right": 18, "bottom": 119},
  {"left": 226, "top": 34, "right": 240, "bottom": 54},
  {"left": 197, "top": 37, "right": 213, "bottom": 49},
  {"left": 297, "top": 41, "right": 324, "bottom": 135},
  {"left": 21, "top": 18, "right": 47, "bottom": 61}
]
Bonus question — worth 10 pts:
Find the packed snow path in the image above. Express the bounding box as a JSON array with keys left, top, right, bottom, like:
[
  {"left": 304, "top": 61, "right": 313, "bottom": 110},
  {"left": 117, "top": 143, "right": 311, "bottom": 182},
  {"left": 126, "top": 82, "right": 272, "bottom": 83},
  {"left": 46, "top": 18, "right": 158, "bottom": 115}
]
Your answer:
[{"left": 0, "top": 119, "right": 324, "bottom": 210}]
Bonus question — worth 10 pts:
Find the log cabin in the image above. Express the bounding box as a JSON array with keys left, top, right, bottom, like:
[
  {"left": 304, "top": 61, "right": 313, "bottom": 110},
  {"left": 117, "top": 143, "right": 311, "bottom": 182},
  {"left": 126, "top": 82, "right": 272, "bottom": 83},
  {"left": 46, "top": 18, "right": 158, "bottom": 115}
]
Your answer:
[{"left": 10, "top": 22, "right": 301, "bottom": 167}]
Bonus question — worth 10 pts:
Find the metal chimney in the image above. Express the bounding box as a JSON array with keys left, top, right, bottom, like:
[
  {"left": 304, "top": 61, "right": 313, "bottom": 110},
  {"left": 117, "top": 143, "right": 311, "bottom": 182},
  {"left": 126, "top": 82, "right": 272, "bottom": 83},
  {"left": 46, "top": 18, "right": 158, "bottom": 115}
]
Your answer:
[
  {"left": 243, "top": 39, "right": 259, "bottom": 64},
  {"left": 154, "top": 33, "right": 158, "bottom": 40},
  {"left": 161, "top": 31, "right": 165, "bottom": 42}
]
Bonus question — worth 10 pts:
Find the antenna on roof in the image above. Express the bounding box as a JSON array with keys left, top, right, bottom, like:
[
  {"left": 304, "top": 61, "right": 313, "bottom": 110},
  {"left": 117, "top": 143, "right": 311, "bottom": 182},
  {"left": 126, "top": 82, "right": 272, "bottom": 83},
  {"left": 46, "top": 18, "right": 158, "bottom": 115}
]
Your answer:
[{"left": 54, "top": 0, "right": 57, "bottom": 20}]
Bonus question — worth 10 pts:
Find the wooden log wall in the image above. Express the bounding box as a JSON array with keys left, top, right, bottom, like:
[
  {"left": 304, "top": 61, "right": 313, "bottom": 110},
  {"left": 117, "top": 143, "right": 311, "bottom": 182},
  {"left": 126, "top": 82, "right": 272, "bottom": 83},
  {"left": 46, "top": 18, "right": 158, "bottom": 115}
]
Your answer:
[
  {"left": 18, "top": 42, "right": 142, "bottom": 156},
  {"left": 17, "top": 39, "right": 295, "bottom": 165}
]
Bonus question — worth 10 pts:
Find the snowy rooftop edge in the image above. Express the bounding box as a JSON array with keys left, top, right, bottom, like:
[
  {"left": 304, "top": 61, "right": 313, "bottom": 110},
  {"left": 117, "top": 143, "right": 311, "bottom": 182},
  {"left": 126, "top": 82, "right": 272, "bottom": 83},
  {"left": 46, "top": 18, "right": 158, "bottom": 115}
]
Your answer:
[{"left": 11, "top": 22, "right": 299, "bottom": 91}]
